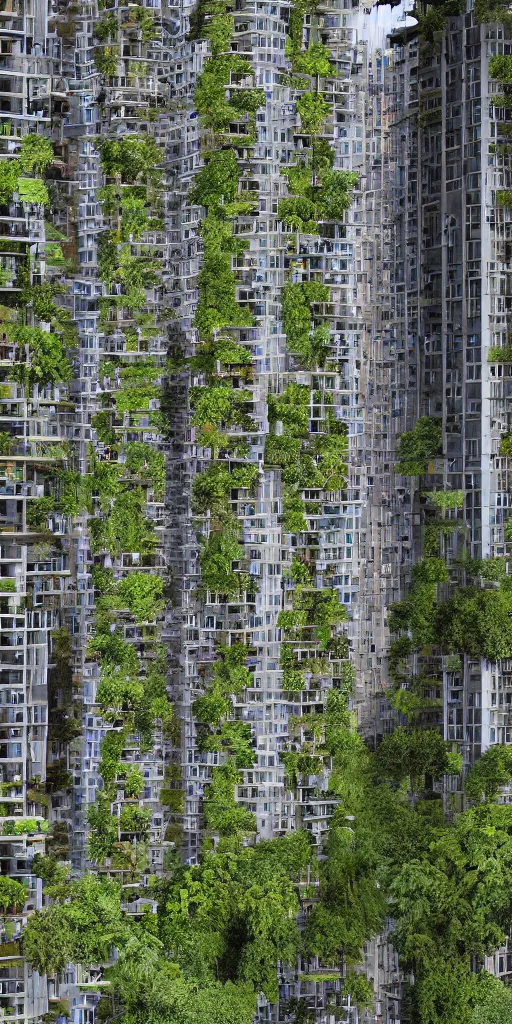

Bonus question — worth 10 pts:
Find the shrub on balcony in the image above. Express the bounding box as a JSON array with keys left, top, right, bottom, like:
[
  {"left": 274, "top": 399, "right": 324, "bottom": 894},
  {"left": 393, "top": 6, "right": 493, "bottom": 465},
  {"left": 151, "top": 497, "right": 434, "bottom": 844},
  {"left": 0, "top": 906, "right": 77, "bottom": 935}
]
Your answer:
[
  {"left": 488, "top": 344, "right": 512, "bottom": 361},
  {"left": 199, "top": 530, "right": 248, "bottom": 596},
  {"left": 5, "top": 324, "right": 71, "bottom": 387},
  {"left": 292, "top": 42, "right": 335, "bottom": 77},
  {"left": 19, "top": 134, "right": 54, "bottom": 175},
  {"left": 0, "top": 878, "right": 26, "bottom": 913},
  {"left": 119, "top": 805, "right": 151, "bottom": 838},
  {"left": 0, "top": 160, "right": 21, "bottom": 203},
  {"left": 489, "top": 55, "right": 512, "bottom": 81},
  {"left": 194, "top": 53, "right": 254, "bottom": 130},
  {"left": 296, "top": 93, "right": 328, "bottom": 134},
  {"left": 203, "top": 762, "right": 256, "bottom": 835},
  {"left": 395, "top": 417, "right": 443, "bottom": 475},
  {"left": 424, "top": 489, "right": 464, "bottom": 509},
  {"left": 117, "top": 573, "right": 164, "bottom": 623},
  {"left": 86, "top": 798, "right": 118, "bottom": 863},
  {"left": 96, "top": 670, "right": 144, "bottom": 713},
  {"left": 277, "top": 610, "right": 308, "bottom": 629},
  {"left": 194, "top": 254, "right": 254, "bottom": 338},
  {"left": 123, "top": 442, "right": 165, "bottom": 499},
  {"left": 190, "top": 385, "right": 253, "bottom": 429},
  {"left": 94, "top": 46, "right": 120, "bottom": 77},
  {"left": 194, "top": 684, "right": 233, "bottom": 726},
  {"left": 98, "top": 136, "right": 162, "bottom": 184},
  {"left": 94, "top": 12, "right": 118, "bottom": 41},
  {"left": 282, "top": 491, "right": 308, "bottom": 533},
  {"left": 192, "top": 462, "right": 258, "bottom": 515},
  {"left": 281, "top": 282, "right": 330, "bottom": 368},
  {"left": 265, "top": 434, "right": 301, "bottom": 467},
  {"left": 160, "top": 788, "right": 185, "bottom": 813},
  {"left": 16, "top": 178, "right": 49, "bottom": 206},
  {"left": 87, "top": 631, "right": 139, "bottom": 674},
  {"left": 0, "top": 578, "right": 16, "bottom": 592},
  {"left": 500, "top": 434, "right": 512, "bottom": 456},
  {"left": 203, "top": 13, "right": 234, "bottom": 53},
  {"left": 229, "top": 87, "right": 266, "bottom": 113},
  {"left": 268, "top": 383, "right": 311, "bottom": 435},
  {"left": 26, "top": 496, "right": 55, "bottom": 529},
  {"left": 90, "top": 492, "right": 157, "bottom": 556},
  {"left": 278, "top": 196, "right": 317, "bottom": 232}
]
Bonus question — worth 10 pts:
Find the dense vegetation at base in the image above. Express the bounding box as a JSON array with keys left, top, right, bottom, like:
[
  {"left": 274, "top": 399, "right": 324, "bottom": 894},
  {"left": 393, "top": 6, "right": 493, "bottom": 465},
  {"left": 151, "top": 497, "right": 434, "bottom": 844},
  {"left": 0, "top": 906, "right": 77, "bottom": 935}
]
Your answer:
[{"left": 22, "top": 731, "right": 512, "bottom": 1024}]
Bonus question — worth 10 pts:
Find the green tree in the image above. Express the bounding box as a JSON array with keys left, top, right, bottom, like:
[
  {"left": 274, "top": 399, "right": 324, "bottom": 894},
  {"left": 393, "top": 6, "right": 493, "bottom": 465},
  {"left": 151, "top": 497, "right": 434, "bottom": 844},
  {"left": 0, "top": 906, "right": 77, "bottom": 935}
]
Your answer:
[
  {"left": 19, "top": 134, "right": 54, "bottom": 174},
  {"left": 189, "top": 149, "right": 240, "bottom": 210},
  {"left": 396, "top": 417, "right": 443, "bottom": 475},
  {"left": 23, "top": 875, "right": 129, "bottom": 974},
  {"left": 117, "top": 572, "right": 165, "bottom": 623},
  {"left": 466, "top": 745, "right": 512, "bottom": 802},
  {"left": 16, "top": 177, "right": 49, "bottom": 206},
  {"left": 373, "top": 728, "right": 453, "bottom": 792},
  {"left": 203, "top": 762, "right": 256, "bottom": 836},
  {"left": 435, "top": 586, "right": 512, "bottom": 661},
  {"left": 296, "top": 93, "right": 328, "bottom": 134},
  {"left": 0, "top": 877, "right": 26, "bottom": 912},
  {"left": 473, "top": 974, "right": 512, "bottom": 1024},
  {"left": 199, "top": 529, "right": 248, "bottom": 597}
]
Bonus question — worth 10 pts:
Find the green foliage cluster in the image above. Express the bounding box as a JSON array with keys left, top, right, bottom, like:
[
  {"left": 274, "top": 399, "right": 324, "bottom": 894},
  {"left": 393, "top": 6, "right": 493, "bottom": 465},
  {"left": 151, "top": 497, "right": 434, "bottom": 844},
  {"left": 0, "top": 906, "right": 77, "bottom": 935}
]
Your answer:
[
  {"left": 199, "top": 527, "right": 249, "bottom": 597},
  {"left": 475, "top": 0, "right": 512, "bottom": 22},
  {"left": 124, "top": 441, "right": 166, "bottom": 499},
  {"left": 194, "top": 54, "right": 264, "bottom": 131},
  {"left": 296, "top": 93, "right": 329, "bottom": 134},
  {"left": 94, "top": 12, "right": 118, "bottom": 41},
  {"left": 281, "top": 281, "right": 331, "bottom": 368},
  {"left": 194, "top": 224, "right": 254, "bottom": 339},
  {"left": 466, "top": 745, "right": 512, "bottom": 802},
  {"left": 488, "top": 344, "right": 512, "bottom": 361},
  {"left": 202, "top": 13, "right": 234, "bottom": 54},
  {"left": 425, "top": 489, "right": 464, "bottom": 509},
  {"left": 19, "top": 134, "right": 54, "bottom": 174},
  {"left": 291, "top": 42, "right": 335, "bottom": 77},
  {"left": 396, "top": 417, "right": 443, "bottom": 475},
  {"left": 4, "top": 322, "right": 71, "bottom": 388},
  {"left": 390, "top": 553, "right": 512, "bottom": 661},
  {"left": 190, "top": 385, "right": 255, "bottom": 431},
  {"left": 279, "top": 157, "right": 357, "bottom": 231},
  {"left": 203, "top": 761, "right": 256, "bottom": 836},
  {"left": 278, "top": 587, "right": 347, "bottom": 654},
  {"left": 193, "top": 643, "right": 251, "bottom": 756},
  {"left": 26, "top": 496, "right": 55, "bottom": 529},
  {"left": 24, "top": 833, "right": 313, "bottom": 1023},
  {"left": 489, "top": 55, "right": 512, "bottom": 81},
  {"left": 192, "top": 461, "right": 258, "bottom": 516},
  {"left": 98, "top": 136, "right": 162, "bottom": 184},
  {"left": 265, "top": 384, "right": 347, "bottom": 536},
  {"left": 94, "top": 47, "right": 120, "bottom": 77},
  {"left": 117, "top": 572, "right": 164, "bottom": 623},
  {"left": 90, "top": 488, "right": 157, "bottom": 557},
  {"left": 0, "top": 877, "right": 26, "bottom": 912}
]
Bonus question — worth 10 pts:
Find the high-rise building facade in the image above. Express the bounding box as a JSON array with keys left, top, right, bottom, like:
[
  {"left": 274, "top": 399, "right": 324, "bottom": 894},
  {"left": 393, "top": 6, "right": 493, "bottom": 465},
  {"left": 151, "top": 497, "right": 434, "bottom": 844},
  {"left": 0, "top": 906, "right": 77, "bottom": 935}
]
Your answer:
[{"left": 4, "top": 1, "right": 512, "bottom": 1023}]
